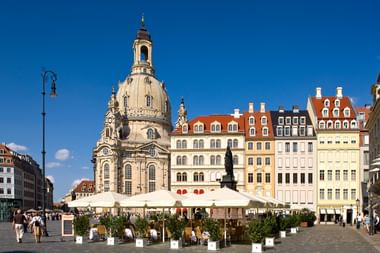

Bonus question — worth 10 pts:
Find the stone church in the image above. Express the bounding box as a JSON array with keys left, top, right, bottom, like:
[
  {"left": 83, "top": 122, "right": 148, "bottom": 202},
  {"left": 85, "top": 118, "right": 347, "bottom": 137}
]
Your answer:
[{"left": 92, "top": 19, "right": 172, "bottom": 195}]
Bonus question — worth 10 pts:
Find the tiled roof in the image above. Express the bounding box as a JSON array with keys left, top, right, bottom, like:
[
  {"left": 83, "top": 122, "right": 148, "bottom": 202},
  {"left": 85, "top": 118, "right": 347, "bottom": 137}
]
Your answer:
[
  {"left": 74, "top": 180, "right": 95, "bottom": 193},
  {"left": 242, "top": 111, "right": 274, "bottom": 139},
  {"left": 356, "top": 106, "right": 371, "bottom": 130},
  {"left": 310, "top": 96, "right": 356, "bottom": 120}
]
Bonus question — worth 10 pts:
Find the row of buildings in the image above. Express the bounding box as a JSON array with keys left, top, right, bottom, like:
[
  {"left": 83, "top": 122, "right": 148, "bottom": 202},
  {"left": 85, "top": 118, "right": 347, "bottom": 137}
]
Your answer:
[
  {"left": 92, "top": 20, "right": 372, "bottom": 224},
  {"left": 0, "top": 144, "right": 54, "bottom": 221}
]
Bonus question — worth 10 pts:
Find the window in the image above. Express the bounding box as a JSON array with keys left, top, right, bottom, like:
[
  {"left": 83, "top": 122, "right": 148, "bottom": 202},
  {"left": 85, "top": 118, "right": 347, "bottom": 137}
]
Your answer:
[
  {"left": 308, "top": 173, "right": 313, "bottom": 184},
  {"left": 146, "top": 95, "right": 153, "bottom": 107},
  {"left": 148, "top": 165, "right": 156, "bottom": 192},
  {"left": 351, "top": 137, "right": 356, "bottom": 144},
  {"left": 125, "top": 164, "right": 132, "bottom": 180},
  {"left": 343, "top": 170, "right": 348, "bottom": 181},
  {"left": 327, "top": 121, "right": 333, "bottom": 129},
  {"left": 265, "top": 157, "right": 271, "bottom": 165},
  {"left": 285, "top": 117, "right": 291, "bottom": 125},
  {"left": 308, "top": 142, "right": 313, "bottom": 152},
  {"left": 351, "top": 120, "right": 357, "bottom": 129},
  {"left": 7, "top": 188, "right": 11, "bottom": 194},
  {"left": 285, "top": 142, "right": 290, "bottom": 153},
  {"left": 265, "top": 142, "right": 271, "bottom": 150},
  {"left": 257, "top": 142, "right": 262, "bottom": 150},
  {"left": 104, "top": 180, "right": 110, "bottom": 192},
  {"left": 300, "top": 117, "right": 306, "bottom": 125},
  {"left": 334, "top": 121, "right": 341, "bottom": 129},
  {"left": 248, "top": 173, "right": 253, "bottom": 183},
  {"left": 293, "top": 143, "right": 298, "bottom": 153},
  {"left": 210, "top": 139, "right": 216, "bottom": 148},
  {"left": 257, "top": 173, "right": 262, "bottom": 183},
  {"left": 0, "top": 178, "right": 3, "bottom": 183},
  {"left": 322, "top": 108, "right": 329, "bottom": 117},
  {"left": 248, "top": 157, "right": 253, "bottom": 165},
  {"left": 181, "top": 172, "right": 187, "bottom": 182},
  {"left": 216, "top": 139, "right": 221, "bottom": 148},
  {"left": 334, "top": 99, "right": 340, "bottom": 107},
  {"left": 299, "top": 126, "right": 305, "bottom": 136},
  {"left": 293, "top": 117, "right": 298, "bottom": 125},
  {"left": 103, "top": 163, "right": 110, "bottom": 179},
  {"left": 193, "top": 140, "right": 198, "bottom": 149},
  {"left": 193, "top": 156, "right": 199, "bottom": 165},
  {"left": 261, "top": 116, "right": 267, "bottom": 125},
  {"left": 211, "top": 123, "right": 221, "bottom": 132},
  {"left": 210, "top": 156, "right": 216, "bottom": 165},
  {"left": 249, "top": 116, "right": 255, "bottom": 125},
  {"left": 320, "top": 170, "right": 325, "bottom": 181},
  {"left": 256, "top": 157, "right": 262, "bottom": 166},
  {"left": 199, "top": 156, "right": 204, "bottom": 165},
  {"left": 319, "top": 121, "right": 325, "bottom": 129},
  {"left": 176, "top": 172, "right": 182, "bottom": 182},
  {"left": 278, "top": 158, "right": 283, "bottom": 167},
  {"left": 328, "top": 189, "right": 332, "bottom": 200},
  {"left": 327, "top": 170, "right": 332, "bottom": 181},
  {"left": 351, "top": 170, "right": 356, "bottom": 181},
  {"left": 228, "top": 123, "right": 238, "bottom": 132},
  {"left": 262, "top": 127, "right": 268, "bottom": 136},
  {"left": 301, "top": 173, "right": 305, "bottom": 184},
  {"left": 182, "top": 124, "right": 188, "bottom": 133},
  {"left": 193, "top": 172, "right": 199, "bottom": 182},
  {"left": 343, "top": 108, "right": 350, "bottom": 117},
  {"left": 293, "top": 173, "right": 298, "bottom": 184},
  {"left": 278, "top": 173, "right": 283, "bottom": 184},
  {"left": 265, "top": 173, "right": 271, "bottom": 183},
  {"left": 0, "top": 168, "right": 2, "bottom": 172},
  {"left": 277, "top": 126, "right": 283, "bottom": 136},
  {"left": 6, "top": 178, "right": 11, "bottom": 183},
  {"left": 320, "top": 189, "right": 325, "bottom": 200},
  {"left": 335, "top": 170, "right": 340, "bottom": 181},
  {"left": 233, "top": 139, "right": 238, "bottom": 148},
  {"left": 227, "top": 139, "right": 233, "bottom": 148},
  {"left": 284, "top": 126, "right": 290, "bottom": 136},
  {"left": 0, "top": 188, "right": 3, "bottom": 194},
  {"left": 216, "top": 155, "right": 221, "bottom": 165},
  {"left": 199, "top": 139, "right": 204, "bottom": 149},
  {"left": 176, "top": 140, "right": 181, "bottom": 149},
  {"left": 176, "top": 156, "right": 182, "bottom": 165},
  {"left": 233, "top": 155, "right": 238, "bottom": 165},
  {"left": 335, "top": 189, "right": 340, "bottom": 200},
  {"left": 248, "top": 142, "right": 254, "bottom": 150},
  {"left": 351, "top": 189, "right": 356, "bottom": 200},
  {"left": 343, "top": 120, "right": 349, "bottom": 129},
  {"left": 285, "top": 173, "right": 290, "bottom": 184},
  {"left": 199, "top": 172, "right": 204, "bottom": 182},
  {"left": 125, "top": 181, "right": 132, "bottom": 195},
  {"left": 278, "top": 117, "right": 284, "bottom": 125},
  {"left": 277, "top": 143, "right": 283, "bottom": 152},
  {"left": 194, "top": 123, "right": 204, "bottom": 133},
  {"left": 333, "top": 108, "right": 339, "bottom": 117},
  {"left": 343, "top": 189, "right": 348, "bottom": 200}
]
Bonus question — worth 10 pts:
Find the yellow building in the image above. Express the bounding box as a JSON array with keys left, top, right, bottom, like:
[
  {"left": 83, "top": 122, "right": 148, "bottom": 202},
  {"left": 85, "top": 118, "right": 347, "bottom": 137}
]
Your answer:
[{"left": 307, "top": 87, "right": 360, "bottom": 223}]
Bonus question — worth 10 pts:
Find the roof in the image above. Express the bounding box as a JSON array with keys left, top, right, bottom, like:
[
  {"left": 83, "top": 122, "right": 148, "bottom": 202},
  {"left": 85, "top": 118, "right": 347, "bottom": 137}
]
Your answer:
[
  {"left": 136, "top": 26, "right": 151, "bottom": 41},
  {"left": 73, "top": 180, "right": 95, "bottom": 193},
  {"left": 242, "top": 111, "right": 274, "bottom": 139},
  {"left": 270, "top": 110, "right": 315, "bottom": 137},
  {"left": 310, "top": 96, "right": 356, "bottom": 120}
]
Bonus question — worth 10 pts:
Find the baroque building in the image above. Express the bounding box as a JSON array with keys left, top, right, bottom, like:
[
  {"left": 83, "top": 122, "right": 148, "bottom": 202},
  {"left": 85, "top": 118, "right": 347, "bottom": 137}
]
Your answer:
[{"left": 93, "top": 20, "right": 172, "bottom": 195}]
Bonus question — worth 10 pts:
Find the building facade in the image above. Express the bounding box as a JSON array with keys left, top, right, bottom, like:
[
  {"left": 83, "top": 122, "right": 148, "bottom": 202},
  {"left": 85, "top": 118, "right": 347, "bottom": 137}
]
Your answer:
[
  {"left": 0, "top": 144, "right": 45, "bottom": 221},
  {"left": 93, "top": 21, "right": 172, "bottom": 195},
  {"left": 307, "top": 87, "right": 360, "bottom": 223},
  {"left": 72, "top": 180, "right": 95, "bottom": 200},
  {"left": 271, "top": 106, "right": 317, "bottom": 211},
  {"left": 243, "top": 102, "right": 275, "bottom": 197},
  {"left": 170, "top": 101, "right": 246, "bottom": 194}
]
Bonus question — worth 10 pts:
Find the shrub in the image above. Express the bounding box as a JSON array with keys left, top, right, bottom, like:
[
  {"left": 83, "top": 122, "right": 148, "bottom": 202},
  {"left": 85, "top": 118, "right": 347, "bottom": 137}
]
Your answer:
[
  {"left": 73, "top": 215, "right": 90, "bottom": 236},
  {"left": 248, "top": 219, "right": 264, "bottom": 243},
  {"left": 135, "top": 216, "right": 149, "bottom": 238},
  {"left": 112, "top": 216, "right": 127, "bottom": 239},
  {"left": 202, "top": 218, "right": 220, "bottom": 241},
  {"left": 263, "top": 216, "right": 278, "bottom": 236},
  {"left": 166, "top": 214, "right": 187, "bottom": 240},
  {"left": 279, "top": 215, "right": 290, "bottom": 231},
  {"left": 299, "top": 209, "right": 317, "bottom": 227}
]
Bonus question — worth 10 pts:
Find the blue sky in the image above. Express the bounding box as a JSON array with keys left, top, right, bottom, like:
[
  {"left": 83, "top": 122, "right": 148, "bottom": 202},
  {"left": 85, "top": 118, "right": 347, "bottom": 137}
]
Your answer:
[{"left": 1, "top": 0, "right": 379, "bottom": 202}]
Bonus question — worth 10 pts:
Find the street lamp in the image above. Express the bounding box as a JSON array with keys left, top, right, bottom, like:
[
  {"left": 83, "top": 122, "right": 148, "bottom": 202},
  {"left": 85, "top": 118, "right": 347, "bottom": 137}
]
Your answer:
[
  {"left": 41, "top": 70, "right": 57, "bottom": 237},
  {"left": 356, "top": 198, "right": 360, "bottom": 215}
]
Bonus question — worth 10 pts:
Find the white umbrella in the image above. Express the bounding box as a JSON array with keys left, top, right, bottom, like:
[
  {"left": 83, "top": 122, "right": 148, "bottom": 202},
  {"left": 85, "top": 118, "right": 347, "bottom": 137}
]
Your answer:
[{"left": 68, "top": 191, "right": 126, "bottom": 208}]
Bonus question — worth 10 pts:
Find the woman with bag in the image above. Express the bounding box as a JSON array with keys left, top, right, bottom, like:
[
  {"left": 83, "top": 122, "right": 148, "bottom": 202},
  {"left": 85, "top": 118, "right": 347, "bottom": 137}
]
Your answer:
[{"left": 30, "top": 212, "right": 44, "bottom": 243}]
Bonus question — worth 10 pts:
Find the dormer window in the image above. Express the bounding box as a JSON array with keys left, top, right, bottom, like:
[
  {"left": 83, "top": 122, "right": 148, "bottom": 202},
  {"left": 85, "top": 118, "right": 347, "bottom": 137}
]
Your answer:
[
  {"left": 334, "top": 99, "right": 340, "bottom": 107},
  {"left": 285, "top": 117, "right": 291, "bottom": 125},
  {"left": 249, "top": 127, "right": 256, "bottom": 136},
  {"left": 333, "top": 108, "right": 339, "bottom": 117},
  {"left": 262, "top": 127, "right": 269, "bottom": 136},
  {"left": 277, "top": 126, "right": 283, "bottom": 136},
  {"left": 319, "top": 121, "right": 325, "bottom": 129},
  {"left": 343, "top": 108, "right": 350, "bottom": 117},
  {"left": 300, "top": 117, "right": 306, "bottom": 125},
  {"left": 322, "top": 108, "right": 329, "bottom": 117},
  {"left": 182, "top": 124, "right": 188, "bottom": 133},
  {"left": 249, "top": 116, "right": 255, "bottom": 125},
  {"left": 278, "top": 117, "right": 284, "bottom": 125},
  {"left": 324, "top": 99, "right": 330, "bottom": 107},
  {"left": 284, "top": 126, "right": 290, "bottom": 136},
  {"left": 351, "top": 120, "right": 357, "bottom": 129},
  {"left": 228, "top": 122, "right": 238, "bottom": 132},
  {"left": 211, "top": 122, "right": 221, "bottom": 133},
  {"left": 335, "top": 121, "right": 341, "bottom": 129},
  {"left": 194, "top": 123, "right": 204, "bottom": 133},
  {"left": 293, "top": 117, "right": 298, "bottom": 125},
  {"left": 327, "top": 120, "right": 333, "bottom": 129},
  {"left": 299, "top": 126, "right": 305, "bottom": 136},
  {"left": 343, "top": 120, "right": 349, "bottom": 129},
  {"left": 261, "top": 116, "right": 267, "bottom": 125}
]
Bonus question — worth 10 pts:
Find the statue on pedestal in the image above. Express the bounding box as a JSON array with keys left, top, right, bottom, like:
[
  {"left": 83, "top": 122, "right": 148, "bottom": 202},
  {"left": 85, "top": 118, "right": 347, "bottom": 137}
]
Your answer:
[{"left": 224, "top": 146, "right": 234, "bottom": 178}]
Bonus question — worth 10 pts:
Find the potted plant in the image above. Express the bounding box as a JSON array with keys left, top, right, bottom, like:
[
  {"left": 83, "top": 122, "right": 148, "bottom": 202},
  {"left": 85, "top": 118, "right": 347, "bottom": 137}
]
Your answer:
[
  {"left": 279, "top": 215, "right": 289, "bottom": 238},
  {"left": 134, "top": 216, "right": 149, "bottom": 247},
  {"left": 112, "top": 216, "right": 127, "bottom": 243},
  {"left": 263, "top": 215, "right": 277, "bottom": 248},
  {"left": 202, "top": 218, "right": 221, "bottom": 251},
  {"left": 299, "top": 209, "right": 317, "bottom": 227},
  {"left": 289, "top": 215, "right": 298, "bottom": 234},
  {"left": 100, "top": 216, "right": 116, "bottom": 245},
  {"left": 73, "top": 215, "right": 90, "bottom": 244},
  {"left": 166, "top": 213, "right": 187, "bottom": 249},
  {"left": 248, "top": 219, "right": 265, "bottom": 253}
]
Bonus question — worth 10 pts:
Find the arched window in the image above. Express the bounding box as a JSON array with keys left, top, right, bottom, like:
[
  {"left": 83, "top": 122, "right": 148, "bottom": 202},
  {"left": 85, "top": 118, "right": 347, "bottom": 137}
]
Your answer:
[
  {"left": 227, "top": 139, "right": 233, "bottom": 148},
  {"left": 182, "top": 125, "right": 188, "bottom": 133},
  {"left": 176, "top": 172, "right": 182, "bottom": 182},
  {"left": 193, "top": 156, "right": 199, "bottom": 165},
  {"left": 210, "top": 139, "right": 216, "bottom": 148},
  {"left": 228, "top": 123, "right": 238, "bottom": 132},
  {"left": 125, "top": 164, "right": 132, "bottom": 180},
  {"left": 182, "top": 172, "right": 187, "bottom": 182},
  {"left": 319, "top": 121, "right": 325, "bottom": 129},
  {"left": 233, "top": 139, "right": 238, "bottom": 148},
  {"left": 216, "top": 155, "right": 221, "bottom": 165},
  {"left": 146, "top": 95, "right": 153, "bottom": 107},
  {"left": 103, "top": 163, "right": 110, "bottom": 179},
  {"left": 324, "top": 99, "right": 330, "bottom": 107},
  {"left": 249, "top": 127, "right": 256, "bottom": 136},
  {"left": 176, "top": 140, "right": 181, "bottom": 149},
  {"left": 105, "top": 128, "right": 110, "bottom": 137},
  {"left": 123, "top": 96, "right": 128, "bottom": 108},
  {"left": 335, "top": 121, "right": 341, "bottom": 129},
  {"left": 148, "top": 165, "right": 156, "bottom": 192},
  {"left": 322, "top": 108, "right": 329, "bottom": 117},
  {"left": 147, "top": 128, "right": 155, "bottom": 139},
  {"left": 199, "top": 139, "right": 204, "bottom": 149},
  {"left": 210, "top": 155, "right": 216, "bottom": 165},
  {"left": 327, "top": 120, "right": 333, "bottom": 129},
  {"left": 351, "top": 120, "right": 357, "bottom": 129},
  {"left": 262, "top": 127, "right": 269, "bottom": 136},
  {"left": 199, "top": 172, "right": 205, "bottom": 182},
  {"left": 176, "top": 156, "right": 182, "bottom": 165},
  {"left": 233, "top": 155, "right": 238, "bottom": 165},
  {"left": 193, "top": 140, "right": 198, "bottom": 149},
  {"left": 261, "top": 116, "right": 267, "bottom": 125},
  {"left": 334, "top": 99, "right": 340, "bottom": 107},
  {"left": 249, "top": 116, "right": 255, "bottom": 125},
  {"left": 140, "top": 45, "right": 149, "bottom": 61},
  {"left": 124, "top": 164, "right": 132, "bottom": 195},
  {"left": 344, "top": 108, "right": 350, "bottom": 117},
  {"left": 193, "top": 172, "right": 199, "bottom": 182},
  {"left": 199, "top": 155, "right": 204, "bottom": 165},
  {"left": 343, "top": 120, "right": 349, "bottom": 129},
  {"left": 211, "top": 123, "right": 221, "bottom": 132},
  {"left": 182, "top": 156, "right": 187, "bottom": 165},
  {"left": 182, "top": 140, "right": 187, "bottom": 149},
  {"left": 216, "top": 139, "right": 221, "bottom": 148},
  {"left": 333, "top": 108, "right": 339, "bottom": 117}
]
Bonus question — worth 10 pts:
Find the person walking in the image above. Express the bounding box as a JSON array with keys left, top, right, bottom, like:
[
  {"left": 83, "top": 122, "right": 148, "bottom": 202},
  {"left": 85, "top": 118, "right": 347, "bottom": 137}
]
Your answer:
[
  {"left": 12, "top": 209, "right": 26, "bottom": 243},
  {"left": 30, "top": 212, "right": 44, "bottom": 243},
  {"left": 357, "top": 213, "right": 363, "bottom": 229}
]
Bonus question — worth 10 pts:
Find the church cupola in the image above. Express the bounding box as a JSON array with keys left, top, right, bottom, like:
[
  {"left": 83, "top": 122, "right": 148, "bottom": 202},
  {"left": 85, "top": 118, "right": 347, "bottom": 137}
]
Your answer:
[
  {"left": 175, "top": 97, "right": 188, "bottom": 128},
  {"left": 132, "top": 16, "right": 154, "bottom": 75}
]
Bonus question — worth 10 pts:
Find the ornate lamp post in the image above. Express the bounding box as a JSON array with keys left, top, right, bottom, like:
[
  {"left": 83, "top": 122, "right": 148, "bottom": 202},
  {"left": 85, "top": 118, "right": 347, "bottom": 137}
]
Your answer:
[{"left": 41, "top": 70, "right": 57, "bottom": 237}]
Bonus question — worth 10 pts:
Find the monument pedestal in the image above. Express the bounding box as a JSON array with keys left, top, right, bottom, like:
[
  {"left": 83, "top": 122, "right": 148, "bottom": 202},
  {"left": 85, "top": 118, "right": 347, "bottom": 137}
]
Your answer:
[{"left": 220, "top": 175, "right": 237, "bottom": 191}]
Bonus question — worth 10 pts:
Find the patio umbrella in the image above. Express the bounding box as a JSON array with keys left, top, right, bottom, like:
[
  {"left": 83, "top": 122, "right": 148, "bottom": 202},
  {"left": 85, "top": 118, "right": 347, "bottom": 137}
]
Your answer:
[
  {"left": 25, "top": 208, "right": 38, "bottom": 213},
  {"left": 68, "top": 191, "right": 126, "bottom": 208}
]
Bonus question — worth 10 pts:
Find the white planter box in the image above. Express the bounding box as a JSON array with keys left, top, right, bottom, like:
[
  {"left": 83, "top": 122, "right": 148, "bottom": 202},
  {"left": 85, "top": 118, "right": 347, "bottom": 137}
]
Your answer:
[
  {"left": 75, "top": 236, "right": 83, "bottom": 244},
  {"left": 252, "top": 242, "right": 264, "bottom": 253},
  {"left": 280, "top": 230, "right": 286, "bottom": 238},
  {"left": 170, "top": 239, "right": 183, "bottom": 249},
  {"left": 107, "top": 237, "right": 115, "bottom": 245},
  {"left": 136, "top": 238, "right": 146, "bottom": 247},
  {"left": 290, "top": 227, "right": 297, "bottom": 234},
  {"left": 208, "top": 240, "right": 220, "bottom": 251},
  {"left": 265, "top": 237, "right": 275, "bottom": 247}
]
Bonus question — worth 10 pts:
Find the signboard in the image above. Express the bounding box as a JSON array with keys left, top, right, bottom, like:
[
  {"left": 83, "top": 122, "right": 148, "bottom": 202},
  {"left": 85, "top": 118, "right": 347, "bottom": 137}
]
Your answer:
[{"left": 61, "top": 214, "right": 74, "bottom": 237}]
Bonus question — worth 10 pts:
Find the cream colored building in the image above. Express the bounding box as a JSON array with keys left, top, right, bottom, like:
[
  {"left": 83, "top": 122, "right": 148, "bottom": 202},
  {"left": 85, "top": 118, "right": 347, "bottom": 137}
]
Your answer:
[
  {"left": 93, "top": 21, "right": 171, "bottom": 195},
  {"left": 171, "top": 102, "right": 246, "bottom": 195},
  {"left": 307, "top": 87, "right": 360, "bottom": 223}
]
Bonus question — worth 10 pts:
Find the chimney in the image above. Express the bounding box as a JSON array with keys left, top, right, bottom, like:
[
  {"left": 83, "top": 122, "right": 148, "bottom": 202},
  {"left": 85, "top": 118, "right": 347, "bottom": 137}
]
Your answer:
[
  {"left": 248, "top": 102, "right": 254, "bottom": 113},
  {"left": 316, "top": 87, "right": 322, "bottom": 99},
  {"left": 260, "top": 102, "right": 266, "bottom": 113},
  {"left": 336, "top": 87, "right": 343, "bottom": 99},
  {"left": 278, "top": 106, "right": 284, "bottom": 113},
  {"left": 233, "top": 108, "right": 241, "bottom": 119},
  {"left": 292, "top": 105, "right": 300, "bottom": 113}
]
